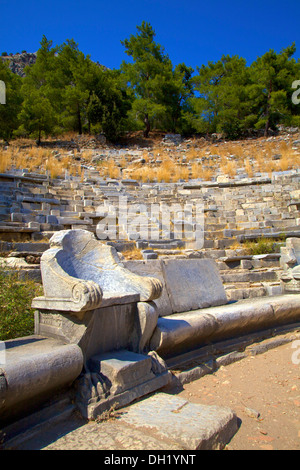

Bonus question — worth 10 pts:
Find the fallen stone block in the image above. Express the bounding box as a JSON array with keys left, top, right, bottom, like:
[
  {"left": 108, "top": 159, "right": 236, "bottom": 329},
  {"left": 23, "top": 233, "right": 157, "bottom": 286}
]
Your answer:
[
  {"left": 142, "top": 250, "right": 158, "bottom": 260},
  {"left": 119, "top": 393, "right": 238, "bottom": 450}
]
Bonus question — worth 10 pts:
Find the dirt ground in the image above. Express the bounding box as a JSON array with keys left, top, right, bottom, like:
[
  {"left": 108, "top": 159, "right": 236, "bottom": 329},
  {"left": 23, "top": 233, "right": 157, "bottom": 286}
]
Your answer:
[{"left": 177, "top": 339, "right": 300, "bottom": 450}]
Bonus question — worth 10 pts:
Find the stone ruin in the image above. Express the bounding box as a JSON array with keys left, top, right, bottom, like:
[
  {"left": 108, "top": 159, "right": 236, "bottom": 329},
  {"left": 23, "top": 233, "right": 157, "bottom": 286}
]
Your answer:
[
  {"left": 280, "top": 237, "right": 300, "bottom": 293},
  {"left": 0, "top": 158, "right": 300, "bottom": 449},
  {"left": 1, "top": 165, "right": 300, "bottom": 302},
  {"left": 0, "top": 227, "right": 299, "bottom": 450}
]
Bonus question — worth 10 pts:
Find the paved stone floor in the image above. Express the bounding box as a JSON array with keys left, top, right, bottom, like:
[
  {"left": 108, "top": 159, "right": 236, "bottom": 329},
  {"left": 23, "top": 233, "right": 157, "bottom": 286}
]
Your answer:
[{"left": 15, "top": 393, "right": 237, "bottom": 451}]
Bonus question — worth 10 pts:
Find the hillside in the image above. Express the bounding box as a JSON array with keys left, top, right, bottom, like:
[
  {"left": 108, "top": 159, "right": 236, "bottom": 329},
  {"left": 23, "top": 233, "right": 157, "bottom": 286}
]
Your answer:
[
  {"left": 1, "top": 51, "right": 37, "bottom": 77},
  {"left": 1, "top": 51, "right": 108, "bottom": 77}
]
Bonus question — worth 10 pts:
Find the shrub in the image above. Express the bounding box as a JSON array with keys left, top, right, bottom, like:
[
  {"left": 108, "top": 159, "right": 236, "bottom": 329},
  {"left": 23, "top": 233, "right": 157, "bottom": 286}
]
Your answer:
[
  {"left": 244, "top": 237, "right": 278, "bottom": 255},
  {"left": 0, "top": 267, "right": 42, "bottom": 340}
]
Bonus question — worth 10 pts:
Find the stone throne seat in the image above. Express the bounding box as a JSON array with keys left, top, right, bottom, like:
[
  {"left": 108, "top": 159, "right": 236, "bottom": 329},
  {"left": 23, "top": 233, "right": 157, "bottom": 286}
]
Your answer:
[
  {"left": 31, "top": 230, "right": 170, "bottom": 420},
  {"left": 33, "top": 229, "right": 162, "bottom": 318}
]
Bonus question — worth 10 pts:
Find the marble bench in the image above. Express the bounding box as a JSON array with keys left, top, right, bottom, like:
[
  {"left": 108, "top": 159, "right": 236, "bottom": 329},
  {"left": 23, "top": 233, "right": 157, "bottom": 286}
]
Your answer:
[
  {"left": 34, "top": 230, "right": 300, "bottom": 366},
  {"left": 124, "top": 254, "right": 300, "bottom": 363}
]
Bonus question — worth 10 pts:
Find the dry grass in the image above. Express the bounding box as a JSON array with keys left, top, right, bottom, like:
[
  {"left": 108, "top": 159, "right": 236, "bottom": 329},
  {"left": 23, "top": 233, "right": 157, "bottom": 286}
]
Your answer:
[
  {"left": 1, "top": 133, "right": 299, "bottom": 184},
  {"left": 212, "top": 138, "right": 299, "bottom": 177},
  {"left": 185, "top": 147, "right": 200, "bottom": 162},
  {"left": 0, "top": 146, "right": 83, "bottom": 179},
  {"left": 191, "top": 163, "right": 214, "bottom": 181},
  {"left": 156, "top": 158, "right": 173, "bottom": 183},
  {"left": 80, "top": 150, "right": 93, "bottom": 162},
  {"left": 221, "top": 160, "right": 237, "bottom": 178},
  {"left": 173, "top": 165, "right": 190, "bottom": 181},
  {"left": 244, "top": 160, "right": 254, "bottom": 178},
  {"left": 128, "top": 158, "right": 191, "bottom": 183},
  {"left": 99, "top": 159, "right": 120, "bottom": 179},
  {"left": 121, "top": 246, "right": 143, "bottom": 260},
  {"left": 0, "top": 148, "right": 13, "bottom": 173}
]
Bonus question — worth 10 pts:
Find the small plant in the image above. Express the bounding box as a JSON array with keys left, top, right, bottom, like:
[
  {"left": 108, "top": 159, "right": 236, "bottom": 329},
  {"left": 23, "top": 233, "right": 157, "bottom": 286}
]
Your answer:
[
  {"left": 121, "top": 246, "right": 143, "bottom": 260},
  {"left": 95, "top": 402, "right": 121, "bottom": 423},
  {"left": 244, "top": 237, "right": 278, "bottom": 255}
]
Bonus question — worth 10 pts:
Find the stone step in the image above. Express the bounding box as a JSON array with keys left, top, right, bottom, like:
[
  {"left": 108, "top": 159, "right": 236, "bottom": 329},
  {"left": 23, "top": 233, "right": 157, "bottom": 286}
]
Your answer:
[
  {"left": 220, "top": 268, "right": 281, "bottom": 284},
  {"left": 0, "top": 241, "right": 49, "bottom": 253},
  {"left": 224, "top": 282, "right": 282, "bottom": 301}
]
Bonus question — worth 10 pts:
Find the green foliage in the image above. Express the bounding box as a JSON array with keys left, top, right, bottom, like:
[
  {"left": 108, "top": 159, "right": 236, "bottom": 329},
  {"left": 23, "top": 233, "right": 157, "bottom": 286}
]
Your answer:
[
  {"left": 248, "top": 43, "right": 299, "bottom": 135},
  {"left": 15, "top": 35, "right": 131, "bottom": 142},
  {"left": 0, "top": 267, "right": 42, "bottom": 340},
  {"left": 121, "top": 21, "right": 173, "bottom": 137},
  {"left": 1, "top": 26, "right": 299, "bottom": 142},
  {"left": 87, "top": 68, "right": 132, "bottom": 141},
  {"left": 0, "top": 60, "right": 23, "bottom": 140},
  {"left": 244, "top": 238, "right": 279, "bottom": 255},
  {"left": 18, "top": 89, "right": 56, "bottom": 143},
  {"left": 192, "top": 46, "right": 300, "bottom": 139}
]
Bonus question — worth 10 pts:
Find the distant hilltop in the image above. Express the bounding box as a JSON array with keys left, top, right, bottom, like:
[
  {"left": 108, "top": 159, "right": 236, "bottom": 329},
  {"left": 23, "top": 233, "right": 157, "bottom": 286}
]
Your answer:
[
  {"left": 1, "top": 51, "right": 108, "bottom": 77},
  {"left": 1, "top": 51, "right": 37, "bottom": 77}
]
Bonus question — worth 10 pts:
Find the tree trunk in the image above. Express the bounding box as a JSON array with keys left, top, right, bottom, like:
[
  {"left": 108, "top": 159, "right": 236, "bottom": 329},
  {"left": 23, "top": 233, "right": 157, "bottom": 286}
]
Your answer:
[
  {"left": 264, "top": 80, "right": 272, "bottom": 137},
  {"left": 77, "top": 103, "right": 82, "bottom": 135},
  {"left": 143, "top": 113, "right": 150, "bottom": 138},
  {"left": 37, "top": 127, "right": 41, "bottom": 146}
]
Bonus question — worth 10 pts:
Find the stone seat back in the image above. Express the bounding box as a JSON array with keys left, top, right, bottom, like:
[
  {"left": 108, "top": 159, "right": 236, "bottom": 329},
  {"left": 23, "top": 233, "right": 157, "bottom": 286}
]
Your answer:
[{"left": 124, "top": 258, "right": 228, "bottom": 317}]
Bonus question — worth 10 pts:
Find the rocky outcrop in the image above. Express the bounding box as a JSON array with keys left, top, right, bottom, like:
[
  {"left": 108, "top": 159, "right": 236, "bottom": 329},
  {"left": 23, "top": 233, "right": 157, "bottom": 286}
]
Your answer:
[
  {"left": 1, "top": 52, "right": 37, "bottom": 77},
  {"left": 1, "top": 52, "right": 108, "bottom": 77}
]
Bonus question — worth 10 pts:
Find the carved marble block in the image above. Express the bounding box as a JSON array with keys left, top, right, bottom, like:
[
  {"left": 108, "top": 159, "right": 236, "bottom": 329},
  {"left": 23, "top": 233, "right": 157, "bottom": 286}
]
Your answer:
[
  {"left": 280, "top": 237, "right": 300, "bottom": 293},
  {"left": 32, "top": 229, "right": 162, "bottom": 318}
]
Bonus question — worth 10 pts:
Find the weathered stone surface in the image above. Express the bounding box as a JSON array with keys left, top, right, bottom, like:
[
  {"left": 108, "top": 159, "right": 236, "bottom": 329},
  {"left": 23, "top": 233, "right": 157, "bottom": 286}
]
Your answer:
[
  {"left": 0, "top": 256, "right": 30, "bottom": 268},
  {"left": 134, "top": 301, "right": 159, "bottom": 352},
  {"left": 42, "top": 418, "right": 181, "bottom": 450},
  {"left": 33, "top": 229, "right": 162, "bottom": 317},
  {"left": 281, "top": 237, "right": 300, "bottom": 292},
  {"left": 89, "top": 350, "right": 155, "bottom": 395},
  {"left": 76, "top": 349, "right": 171, "bottom": 420},
  {"left": 0, "top": 336, "right": 83, "bottom": 425},
  {"left": 35, "top": 303, "right": 138, "bottom": 360},
  {"left": 150, "top": 294, "right": 300, "bottom": 359},
  {"left": 161, "top": 258, "right": 228, "bottom": 313},
  {"left": 124, "top": 260, "right": 173, "bottom": 316},
  {"left": 119, "top": 393, "right": 238, "bottom": 450}
]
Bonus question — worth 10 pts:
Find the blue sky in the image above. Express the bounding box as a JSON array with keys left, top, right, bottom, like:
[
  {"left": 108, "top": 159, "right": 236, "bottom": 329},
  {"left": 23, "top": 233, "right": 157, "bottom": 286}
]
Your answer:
[{"left": 1, "top": 0, "right": 299, "bottom": 71}]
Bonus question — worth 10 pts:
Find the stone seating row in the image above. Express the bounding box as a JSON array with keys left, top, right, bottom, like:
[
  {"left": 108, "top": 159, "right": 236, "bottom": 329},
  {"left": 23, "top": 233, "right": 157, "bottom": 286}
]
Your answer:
[{"left": 0, "top": 171, "right": 299, "bottom": 250}]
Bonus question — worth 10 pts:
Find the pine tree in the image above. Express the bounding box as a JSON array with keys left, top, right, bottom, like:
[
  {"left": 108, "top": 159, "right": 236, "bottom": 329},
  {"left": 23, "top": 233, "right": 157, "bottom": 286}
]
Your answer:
[
  {"left": 0, "top": 60, "right": 22, "bottom": 140},
  {"left": 249, "top": 43, "right": 300, "bottom": 135},
  {"left": 121, "top": 21, "right": 173, "bottom": 137}
]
